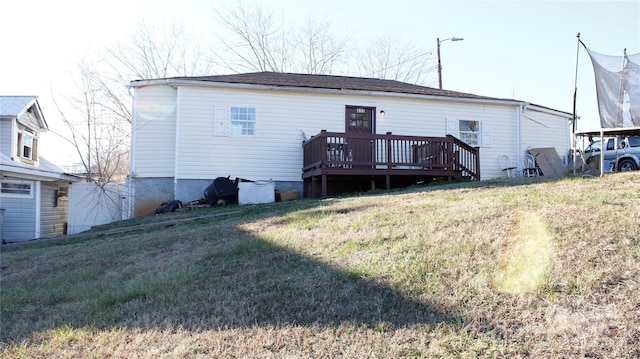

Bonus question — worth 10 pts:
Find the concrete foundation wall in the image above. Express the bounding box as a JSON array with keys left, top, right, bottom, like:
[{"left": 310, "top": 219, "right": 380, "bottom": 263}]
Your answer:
[{"left": 130, "top": 177, "right": 303, "bottom": 217}]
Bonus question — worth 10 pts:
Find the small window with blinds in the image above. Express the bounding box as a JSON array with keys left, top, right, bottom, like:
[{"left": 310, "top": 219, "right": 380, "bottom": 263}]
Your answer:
[{"left": 0, "top": 180, "right": 33, "bottom": 197}]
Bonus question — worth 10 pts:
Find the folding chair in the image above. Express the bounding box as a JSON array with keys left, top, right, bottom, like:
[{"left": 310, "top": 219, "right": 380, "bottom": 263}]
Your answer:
[
  {"left": 499, "top": 155, "right": 518, "bottom": 178},
  {"left": 523, "top": 153, "right": 539, "bottom": 177}
]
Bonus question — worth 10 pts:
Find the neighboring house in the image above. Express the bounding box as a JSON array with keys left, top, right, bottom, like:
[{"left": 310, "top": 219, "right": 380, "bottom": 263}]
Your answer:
[
  {"left": 0, "top": 96, "right": 79, "bottom": 243},
  {"left": 127, "top": 72, "right": 572, "bottom": 217}
]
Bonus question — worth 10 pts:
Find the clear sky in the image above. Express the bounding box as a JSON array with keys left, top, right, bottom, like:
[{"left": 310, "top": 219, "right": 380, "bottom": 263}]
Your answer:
[{"left": 1, "top": 0, "right": 639, "bottom": 168}]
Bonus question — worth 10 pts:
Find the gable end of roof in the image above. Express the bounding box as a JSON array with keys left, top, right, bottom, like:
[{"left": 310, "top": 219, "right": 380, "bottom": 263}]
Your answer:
[{"left": 0, "top": 96, "right": 48, "bottom": 130}]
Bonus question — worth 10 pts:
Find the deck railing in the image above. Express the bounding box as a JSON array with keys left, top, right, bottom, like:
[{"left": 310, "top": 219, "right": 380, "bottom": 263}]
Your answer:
[{"left": 302, "top": 130, "right": 480, "bottom": 181}]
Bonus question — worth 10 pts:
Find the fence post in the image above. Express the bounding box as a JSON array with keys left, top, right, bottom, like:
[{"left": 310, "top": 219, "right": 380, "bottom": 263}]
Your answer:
[
  {"left": 474, "top": 146, "right": 481, "bottom": 180},
  {"left": 386, "top": 132, "right": 392, "bottom": 169},
  {"left": 321, "top": 130, "right": 328, "bottom": 168}
]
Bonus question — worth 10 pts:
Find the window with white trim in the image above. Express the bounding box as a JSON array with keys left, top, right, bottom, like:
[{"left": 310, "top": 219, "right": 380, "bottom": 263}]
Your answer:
[
  {"left": 23, "top": 132, "right": 33, "bottom": 158},
  {"left": 17, "top": 130, "right": 38, "bottom": 162},
  {"left": 0, "top": 180, "right": 33, "bottom": 197},
  {"left": 230, "top": 107, "right": 256, "bottom": 136},
  {"left": 458, "top": 120, "right": 480, "bottom": 146}
]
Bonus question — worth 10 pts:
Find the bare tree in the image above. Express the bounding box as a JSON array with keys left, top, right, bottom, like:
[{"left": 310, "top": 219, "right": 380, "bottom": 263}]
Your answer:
[
  {"left": 53, "top": 11, "right": 436, "bottom": 187},
  {"left": 53, "top": 59, "right": 130, "bottom": 185},
  {"left": 213, "top": 1, "right": 292, "bottom": 73},
  {"left": 292, "top": 14, "right": 349, "bottom": 74},
  {"left": 50, "top": 61, "right": 129, "bottom": 225},
  {"left": 213, "top": 1, "right": 349, "bottom": 75},
  {"left": 52, "top": 20, "right": 213, "bottom": 186},
  {"left": 107, "top": 20, "right": 215, "bottom": 80},
  {"left": 213, "top": 2, "right": 434, "bottom": 85},
  {"left": 357, "top": 34, "right": 434, "bottom": 85}
]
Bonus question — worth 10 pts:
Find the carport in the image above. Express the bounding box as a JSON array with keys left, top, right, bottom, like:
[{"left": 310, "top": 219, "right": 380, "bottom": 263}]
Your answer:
[{"left": 574, "top": 126, "right": 640, "bottom": 176}]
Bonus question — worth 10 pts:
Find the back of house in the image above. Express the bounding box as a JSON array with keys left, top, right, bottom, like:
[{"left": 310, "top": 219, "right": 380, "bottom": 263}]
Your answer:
[{"left": 126, "top": 72, "right": 572, "bottom": 217}]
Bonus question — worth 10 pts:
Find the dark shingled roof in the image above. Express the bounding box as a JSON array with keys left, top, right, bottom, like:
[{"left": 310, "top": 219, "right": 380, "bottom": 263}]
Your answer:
[{"left": 165, "top": 72, "right": 516, "bottom": 103}]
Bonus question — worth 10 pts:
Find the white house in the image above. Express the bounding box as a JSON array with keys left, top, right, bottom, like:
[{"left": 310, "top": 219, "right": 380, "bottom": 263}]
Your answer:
[
  {"left": 127, "top": 72, "right": 572, "bottom": 217},
  {"left": 0, "top": 96, "right": 79, "bottom": 242}
]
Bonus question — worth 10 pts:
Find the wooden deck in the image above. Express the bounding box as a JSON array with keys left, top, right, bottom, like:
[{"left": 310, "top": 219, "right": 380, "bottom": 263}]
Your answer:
[{"left": 302, "top": 130, "right": 480, "bottom": 198}]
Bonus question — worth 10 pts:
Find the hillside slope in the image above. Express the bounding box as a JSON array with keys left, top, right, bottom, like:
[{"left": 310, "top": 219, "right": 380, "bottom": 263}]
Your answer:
[{"left": 2, "top": 174, "right": 639, "bottom": 358}]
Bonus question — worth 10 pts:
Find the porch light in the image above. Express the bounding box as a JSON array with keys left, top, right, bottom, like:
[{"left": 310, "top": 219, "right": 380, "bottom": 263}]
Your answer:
[{"left": 379, "top": 110, "right": 385, "bottom": 118}]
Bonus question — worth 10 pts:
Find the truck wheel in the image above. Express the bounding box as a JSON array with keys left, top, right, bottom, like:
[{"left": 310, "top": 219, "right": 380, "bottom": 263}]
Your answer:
[{"left": 618, "top": 159, "right": 637, "bottom": 172}]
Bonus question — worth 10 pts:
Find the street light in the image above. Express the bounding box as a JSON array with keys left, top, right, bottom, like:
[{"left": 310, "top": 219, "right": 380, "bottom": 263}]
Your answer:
[{"left": 437, "top": 37, "right": 464, "bottom": 89}]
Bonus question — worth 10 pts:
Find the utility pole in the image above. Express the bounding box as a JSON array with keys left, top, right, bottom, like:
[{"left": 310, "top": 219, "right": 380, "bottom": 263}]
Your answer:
[{"left": 437, "top": 37, "right": 464, "bottom": 89}]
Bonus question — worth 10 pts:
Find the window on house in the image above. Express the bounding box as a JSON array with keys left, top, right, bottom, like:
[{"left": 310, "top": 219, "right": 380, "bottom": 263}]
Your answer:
[
  {"left": 17, "top": 131, "right": 37, "bottom": 161},
  {"left": 23, "top": 132, "right": 33, "bottom": 159},
  {"left": 230, "top": 107, "right": 256, "bottom": 136},
  {"left": 0, "top": 180, "right": 33, "bottom": 197},
  {"left": 459, "top": 120, "right": 480, "bottom": 146}
]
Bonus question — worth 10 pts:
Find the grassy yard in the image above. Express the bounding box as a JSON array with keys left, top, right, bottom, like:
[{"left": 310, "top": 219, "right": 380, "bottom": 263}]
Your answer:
[{"left": 1, "top": 173, "right": 639, "bottom": 358}]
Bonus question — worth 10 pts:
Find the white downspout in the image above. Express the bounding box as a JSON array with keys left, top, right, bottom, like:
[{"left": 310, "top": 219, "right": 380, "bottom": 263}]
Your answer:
[
  {"left": 35, "top": 181, "right": 41, "bottom": 239},
  {"left": 173, "top": 86, "right": 181, "bottom": 201},
  {"left": 127, "top": 87, "right": 137, "bottom": 220},
  {"left": 10, "top": 118, "right": 17, "bottom": 159},
  {"left": 517, "top": 103, "right": 524, "bottom": 172}
]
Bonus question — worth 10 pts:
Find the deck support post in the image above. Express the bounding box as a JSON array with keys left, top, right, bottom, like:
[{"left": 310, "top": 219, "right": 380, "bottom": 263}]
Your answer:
[
  {"left": 386, "top": 175, "right": 391, "bottom": 190},
  {"left": 321, "top": 174, "right": 327, "bottom": 198},
  {"left": 311, "top": 177, "right": 318, "bottom": 198}
]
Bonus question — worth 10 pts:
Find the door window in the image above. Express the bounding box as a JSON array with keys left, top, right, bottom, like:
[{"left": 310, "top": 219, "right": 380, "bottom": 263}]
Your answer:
[
  {"left": 345, "top": 106, "right": 374, "bottom": 134},
  {"left": 349, "top": 113, "right": 370, "bottom": 127}
]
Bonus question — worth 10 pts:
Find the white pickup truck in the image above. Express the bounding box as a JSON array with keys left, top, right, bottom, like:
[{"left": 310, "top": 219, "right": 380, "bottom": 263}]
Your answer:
[{"left": 584, "top": 136, "right": 640, "bottom": 171}]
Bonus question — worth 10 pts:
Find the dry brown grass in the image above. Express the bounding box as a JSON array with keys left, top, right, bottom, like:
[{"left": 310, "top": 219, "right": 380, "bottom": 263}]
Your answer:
[{"left": 1, "top": 173, "right": 639, "bottom": 358}]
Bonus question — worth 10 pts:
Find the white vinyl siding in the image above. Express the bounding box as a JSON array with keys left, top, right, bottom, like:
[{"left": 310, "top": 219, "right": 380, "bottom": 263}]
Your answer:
[
  {"left": 172, "top": 86, "right": 519, "bottom": 181},
  {"left": 130, "top": 85, "right": 178, "bottom": 177},
  {"left": 128, "top": 79, "right": 571, "bottom": 215},
  {"left": 0, "top": 184, "right": 37, "bottom": 242},
  {"left": 176, "top": 87, "right": 376, "bottom": 181},
  {"left": 131, "top": 81, "right": 574, "bottom": 194},
  {"left": 521, "top": 107, "right": 571, "bottom": 164},
  {"left": 0, "top": 119, "right": 13, "bottom": 156},
  {"left": 443, "top": 110, "right": 517, "bottom": 178}
]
